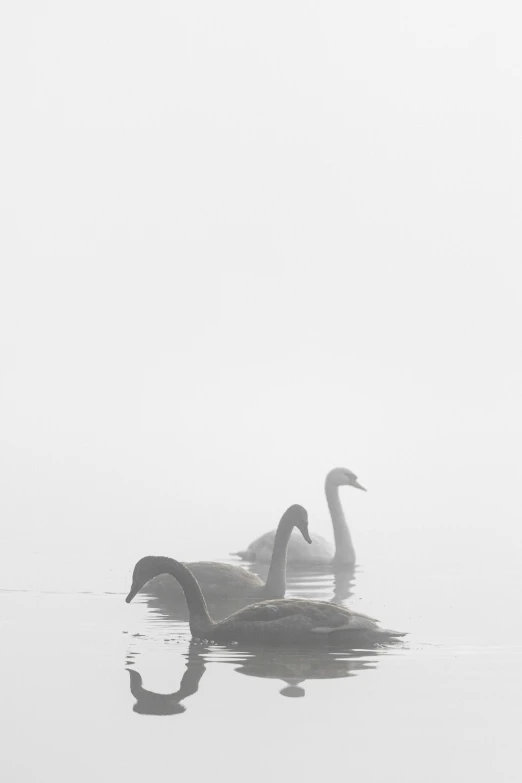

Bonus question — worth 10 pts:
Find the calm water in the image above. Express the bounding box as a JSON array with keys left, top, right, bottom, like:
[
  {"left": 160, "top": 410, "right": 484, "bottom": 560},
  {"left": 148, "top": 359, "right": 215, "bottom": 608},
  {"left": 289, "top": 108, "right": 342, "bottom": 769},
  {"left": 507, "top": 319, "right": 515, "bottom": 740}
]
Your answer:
[{"left": 0, "top": 524, "right": 521, "bottom": 783}]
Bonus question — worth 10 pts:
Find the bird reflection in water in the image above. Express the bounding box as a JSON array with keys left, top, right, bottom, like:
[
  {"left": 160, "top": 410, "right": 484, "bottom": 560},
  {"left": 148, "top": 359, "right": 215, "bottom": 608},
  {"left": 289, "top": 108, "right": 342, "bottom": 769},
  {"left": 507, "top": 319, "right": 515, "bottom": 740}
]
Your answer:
[
  {"left": 127, "top": 646, "right": 206, "bottom": 715},
  {"left": 233, "top": 644, "right": 380, "bottom": 698},
  {"left": 247, "top": 561, "right": 357, "bottom": 605},
  {"left": 332, "top": 564, "right": 356, "bottom": 603}
]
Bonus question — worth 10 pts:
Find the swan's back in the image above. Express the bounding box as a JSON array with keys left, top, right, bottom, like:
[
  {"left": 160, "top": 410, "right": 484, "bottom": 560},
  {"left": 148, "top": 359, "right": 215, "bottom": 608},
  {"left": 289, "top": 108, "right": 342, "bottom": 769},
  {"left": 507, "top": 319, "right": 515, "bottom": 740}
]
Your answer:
[
  {"left": 188, "top": 562, "right": 263, "bottom": 592},
  {"left": 219, "top": 598, "right": 356, "bottom": 626},
  {"left": 210, "top": 598, "right": 404, "bottom": 644},
  {"left": 237, "top": 530, "right": 334, "bottom": 565},
  {"left": 147, "top": 561, "right": 264, "bottom": 598}
]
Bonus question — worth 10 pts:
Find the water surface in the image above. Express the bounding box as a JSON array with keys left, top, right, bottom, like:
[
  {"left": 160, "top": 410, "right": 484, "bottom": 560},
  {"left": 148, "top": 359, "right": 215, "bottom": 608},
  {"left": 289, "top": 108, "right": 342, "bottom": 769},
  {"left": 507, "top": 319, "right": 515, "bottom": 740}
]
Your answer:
[{"left": 1, "top": 535, "right": 520, "bottom": 782}]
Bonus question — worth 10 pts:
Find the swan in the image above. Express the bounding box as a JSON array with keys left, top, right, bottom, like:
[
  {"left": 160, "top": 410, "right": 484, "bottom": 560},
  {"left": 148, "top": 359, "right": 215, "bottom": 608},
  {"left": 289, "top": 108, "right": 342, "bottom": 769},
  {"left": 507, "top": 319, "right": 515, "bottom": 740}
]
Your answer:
[
  {"left": 125, "top": 556, "right": 404, "bottom": 646},
  {"left": 135, "top": 504, "right": 311, "bottom": 603},
  {"left": 235, "top": 468, "right": 366, "bottom": 567}
]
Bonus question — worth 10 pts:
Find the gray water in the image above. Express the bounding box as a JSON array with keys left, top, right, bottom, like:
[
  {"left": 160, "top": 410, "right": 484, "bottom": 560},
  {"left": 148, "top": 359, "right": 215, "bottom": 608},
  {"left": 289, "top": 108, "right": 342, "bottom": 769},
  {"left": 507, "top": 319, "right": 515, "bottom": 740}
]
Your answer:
[{"left": 1, "top": 520, "right": 520, "bottom": 783}]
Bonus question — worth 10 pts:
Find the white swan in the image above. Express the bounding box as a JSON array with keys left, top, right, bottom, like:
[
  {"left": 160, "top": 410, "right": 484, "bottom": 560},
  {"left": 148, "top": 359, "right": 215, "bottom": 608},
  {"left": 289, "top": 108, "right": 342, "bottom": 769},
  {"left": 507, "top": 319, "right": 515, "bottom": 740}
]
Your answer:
[{"left": 235, "top": 468, "right": 366, "bottom": 566}]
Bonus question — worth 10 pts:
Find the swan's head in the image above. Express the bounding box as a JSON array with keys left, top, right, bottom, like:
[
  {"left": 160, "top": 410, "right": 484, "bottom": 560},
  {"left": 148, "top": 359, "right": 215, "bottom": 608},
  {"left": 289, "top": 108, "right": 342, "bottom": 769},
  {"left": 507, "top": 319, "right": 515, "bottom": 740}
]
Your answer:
[
  {"left": 126, "top": 555, "right": 172, "bottom": 603},
  {"left": 283, "top": 504, "right": 312, "bottom": 544},
  {"left": 327, "top": 467, "right": 366, "bottom": 491}
]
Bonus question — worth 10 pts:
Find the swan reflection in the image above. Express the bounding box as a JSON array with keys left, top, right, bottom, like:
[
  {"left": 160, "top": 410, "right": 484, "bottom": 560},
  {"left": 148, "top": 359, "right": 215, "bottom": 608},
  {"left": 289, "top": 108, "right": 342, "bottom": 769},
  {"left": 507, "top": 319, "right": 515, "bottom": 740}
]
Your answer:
[
  {"left": 233, "top": 645, "right": 380, "bottom": 697},
  {"left": 127, "top": 647, "right": 205, "bottom": 715},
  {"left": 247, "top": 562, "right": 356, "bottom": 604},
  {"left": 332, "top": 565, "right": 356, "bottom": 603}
]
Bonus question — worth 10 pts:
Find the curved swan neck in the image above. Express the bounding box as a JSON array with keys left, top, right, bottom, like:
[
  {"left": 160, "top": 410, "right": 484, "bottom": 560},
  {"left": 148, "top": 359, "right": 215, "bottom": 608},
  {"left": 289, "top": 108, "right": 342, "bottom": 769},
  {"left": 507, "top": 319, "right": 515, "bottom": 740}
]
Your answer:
[
  {"left": 325, "top": 478, "right": 355, "bottom": 565},
  {"left": 263, "top": 515, "right": 294, "bottom": 598},
  {"left": 128, "top": 670, "right": 145, "bottom": 699},
  {"left": 156, "top": 557, "right": 214, "bottom": 637}
]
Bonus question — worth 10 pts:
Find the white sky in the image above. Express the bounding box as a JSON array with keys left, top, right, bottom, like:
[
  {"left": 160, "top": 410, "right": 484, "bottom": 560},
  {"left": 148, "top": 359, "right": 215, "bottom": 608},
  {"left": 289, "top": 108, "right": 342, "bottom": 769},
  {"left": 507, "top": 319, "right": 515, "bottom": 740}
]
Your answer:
[{"left": 1, "top": 2, "right": 521, "bottom": 559}]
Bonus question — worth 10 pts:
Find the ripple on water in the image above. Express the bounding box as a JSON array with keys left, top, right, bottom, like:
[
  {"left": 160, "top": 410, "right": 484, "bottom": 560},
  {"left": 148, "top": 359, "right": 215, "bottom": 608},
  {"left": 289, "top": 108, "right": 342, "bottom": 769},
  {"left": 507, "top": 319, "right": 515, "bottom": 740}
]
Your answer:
[
  {"left": 122, "top": 559, "right": 408, "bottom": 716},
  {"left": 124, "top": 580, "right": 402, "bottom": 716},
  {"left": 125, "top": 628, "right": 389, "bottom": 714}
]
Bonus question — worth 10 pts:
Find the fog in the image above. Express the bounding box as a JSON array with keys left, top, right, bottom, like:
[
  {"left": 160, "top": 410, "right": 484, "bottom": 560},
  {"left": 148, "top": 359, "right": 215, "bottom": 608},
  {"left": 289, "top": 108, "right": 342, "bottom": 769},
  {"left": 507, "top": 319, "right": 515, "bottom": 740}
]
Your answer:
[
  {"left": 2, "top": 5, "right": 522, "bottom": 782},
  {"left": 1, "top": 1, "right": 521, "bottom": 570}
]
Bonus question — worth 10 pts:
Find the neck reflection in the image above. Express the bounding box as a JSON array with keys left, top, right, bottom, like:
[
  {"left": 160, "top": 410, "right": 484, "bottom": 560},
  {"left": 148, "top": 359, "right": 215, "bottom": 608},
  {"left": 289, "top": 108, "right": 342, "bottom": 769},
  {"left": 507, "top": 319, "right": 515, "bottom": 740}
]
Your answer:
[{"left": 127, "top": 645, "right": 206, "bottom": 716}]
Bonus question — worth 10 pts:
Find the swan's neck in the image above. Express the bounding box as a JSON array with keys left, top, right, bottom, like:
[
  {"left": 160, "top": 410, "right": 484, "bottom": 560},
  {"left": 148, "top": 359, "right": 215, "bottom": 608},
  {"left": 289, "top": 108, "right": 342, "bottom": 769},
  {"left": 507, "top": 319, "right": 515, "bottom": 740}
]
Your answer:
[
  {"left": 157, "top": 558, "right": 214, "bottom": 637},
  {"left": 325, "top": 480, "right": 355, "bottom": 565},
  {"left": 263, "top": 517, "right": 294, "bottom": 598}
]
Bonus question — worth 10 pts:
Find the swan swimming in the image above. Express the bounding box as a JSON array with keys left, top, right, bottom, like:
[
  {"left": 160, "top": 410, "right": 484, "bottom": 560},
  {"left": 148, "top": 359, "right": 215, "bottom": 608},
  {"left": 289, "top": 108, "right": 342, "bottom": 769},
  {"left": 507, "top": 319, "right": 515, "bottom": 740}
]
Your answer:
[
  {"left": 126, "top": 555, "right": 404, "bottom": 646},
  {"left": 235, "top": 468, "right": 365, "bottom": 567}
]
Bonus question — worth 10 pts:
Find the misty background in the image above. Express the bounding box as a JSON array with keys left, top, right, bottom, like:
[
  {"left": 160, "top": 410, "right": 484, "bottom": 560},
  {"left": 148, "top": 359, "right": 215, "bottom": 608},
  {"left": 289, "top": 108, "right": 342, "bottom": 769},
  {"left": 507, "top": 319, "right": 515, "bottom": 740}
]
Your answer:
[{"left": 1, "top": 2, "right": 521, "bottom": 593}]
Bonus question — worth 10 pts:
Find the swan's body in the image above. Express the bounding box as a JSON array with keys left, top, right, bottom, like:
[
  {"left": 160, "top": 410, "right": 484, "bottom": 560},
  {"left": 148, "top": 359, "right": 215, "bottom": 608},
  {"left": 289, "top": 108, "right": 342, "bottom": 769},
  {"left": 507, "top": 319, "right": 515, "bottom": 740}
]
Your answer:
[
  {"left": 237, "top": 530, "right": 333, "bottom": 565},
  {"left": 235, "top": 468, "right": 366, "bottom": 567},
  {"left": 126, "top": 556, "right": 404, "bottom": 646},
  {"left": 139, "top": 505, "right": 310, "bottom": 603}
]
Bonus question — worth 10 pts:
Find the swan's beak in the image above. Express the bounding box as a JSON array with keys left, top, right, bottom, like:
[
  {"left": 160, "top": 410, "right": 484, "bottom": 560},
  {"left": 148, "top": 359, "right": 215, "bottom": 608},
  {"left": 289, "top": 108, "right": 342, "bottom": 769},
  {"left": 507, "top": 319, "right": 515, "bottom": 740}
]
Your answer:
[
  {"left": 303, "top": 529, "right": 312, "bottom": 544},
  {"left": 353, "top": 480, "right": 366, "bottom": 491},
  {"left": 125, "top": 583, "right": 140, "bottom": 603}
]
